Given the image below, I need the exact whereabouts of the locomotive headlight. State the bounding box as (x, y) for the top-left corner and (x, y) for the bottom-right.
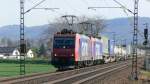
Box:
(71, 54), (74, 56)
(54, 54), (57, 56)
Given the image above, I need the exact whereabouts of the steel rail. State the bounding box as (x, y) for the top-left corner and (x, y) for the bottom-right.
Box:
(45, 62), (129, 84)
(0, 61), (127, 84)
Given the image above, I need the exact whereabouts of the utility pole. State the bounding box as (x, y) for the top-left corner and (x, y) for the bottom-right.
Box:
(20, 0), (26, 75)
(19, 0), (59, 75)
(112, 0), (139, 80)
(131, 0), (139, 80)
(88, 0), (139, 80)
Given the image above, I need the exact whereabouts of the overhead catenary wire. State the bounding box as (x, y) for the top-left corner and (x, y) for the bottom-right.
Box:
(113, 0), (144, 41)
(51, 10), (65, 16)
(120, 3), (144, 39)
(33, 8), (59, 10)
(112, 0), (145, 39)
(29, 0), (65, 17)
(25, 0), (47, 14)
(113, 0), (134, 14)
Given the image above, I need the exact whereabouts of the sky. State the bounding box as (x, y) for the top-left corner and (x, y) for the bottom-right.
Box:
(0, 0), (150, 27)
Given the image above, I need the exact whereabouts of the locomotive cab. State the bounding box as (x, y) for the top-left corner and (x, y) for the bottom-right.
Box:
(52, 30), (76, 69)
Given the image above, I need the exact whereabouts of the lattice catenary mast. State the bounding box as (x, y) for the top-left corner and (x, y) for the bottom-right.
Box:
(131, 0), (139, 80)
(88, 0), (139, 80)
(20, 0), (26, 75)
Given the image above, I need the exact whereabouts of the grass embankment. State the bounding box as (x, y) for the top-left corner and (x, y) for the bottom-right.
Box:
(141, 70), (150, 77)
(0, 63), (56, 77)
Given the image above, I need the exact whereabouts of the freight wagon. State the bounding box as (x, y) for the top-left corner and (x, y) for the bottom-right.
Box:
(91, 37), (103, 65)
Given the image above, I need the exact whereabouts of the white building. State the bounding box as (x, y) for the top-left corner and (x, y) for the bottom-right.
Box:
(0, 47), (34, 59)
(0, 47), (20, 59)
(27, 49), (34, 58)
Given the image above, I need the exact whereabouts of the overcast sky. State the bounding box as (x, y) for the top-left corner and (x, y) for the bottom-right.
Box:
(0, 0), (150, 27)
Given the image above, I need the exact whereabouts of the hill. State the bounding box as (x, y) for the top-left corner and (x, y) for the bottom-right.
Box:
(102, 17), (150, 44)
(0, 17), (149, 43)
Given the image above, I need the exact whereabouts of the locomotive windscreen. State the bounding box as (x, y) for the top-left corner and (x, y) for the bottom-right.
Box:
(53, 37), (75, 48)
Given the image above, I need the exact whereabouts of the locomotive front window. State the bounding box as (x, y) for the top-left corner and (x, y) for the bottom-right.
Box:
(53, 37), (75, 48)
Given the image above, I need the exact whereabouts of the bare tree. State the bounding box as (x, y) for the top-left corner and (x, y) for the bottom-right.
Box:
(78, 16), (106, 36)
(42, 16), (106, 50)
(90, 17), (106, 36)
(45, 16), (106, 37)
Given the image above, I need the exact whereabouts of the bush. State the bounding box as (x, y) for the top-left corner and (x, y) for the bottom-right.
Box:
(0, 59), (51, 64)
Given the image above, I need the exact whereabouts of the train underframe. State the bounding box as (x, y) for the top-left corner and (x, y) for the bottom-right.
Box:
(52, 56), (104, 70)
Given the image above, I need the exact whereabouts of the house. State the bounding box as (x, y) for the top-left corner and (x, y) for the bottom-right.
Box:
(0, 47), (20, 59)
(0, 47), (34, 59)
(27, 49), (34, 58)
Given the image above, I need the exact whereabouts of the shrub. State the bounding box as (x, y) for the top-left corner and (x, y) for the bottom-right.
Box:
(0, 59), (51, 64)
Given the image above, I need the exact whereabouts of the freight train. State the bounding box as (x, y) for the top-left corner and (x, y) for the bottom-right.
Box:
(51, 29), (117, 70)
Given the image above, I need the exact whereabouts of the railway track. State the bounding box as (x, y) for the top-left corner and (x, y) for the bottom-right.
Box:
(0, 60), (133, 84)
(45, 61), (129, 84)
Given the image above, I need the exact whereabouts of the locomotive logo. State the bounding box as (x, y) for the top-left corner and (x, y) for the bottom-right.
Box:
(81, 42), (88, 57)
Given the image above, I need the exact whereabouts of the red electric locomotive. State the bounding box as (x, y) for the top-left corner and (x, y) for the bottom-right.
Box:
(51, 29), (92, 70)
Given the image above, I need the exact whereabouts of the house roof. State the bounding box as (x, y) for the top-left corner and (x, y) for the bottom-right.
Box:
(0, 47), (17, 54)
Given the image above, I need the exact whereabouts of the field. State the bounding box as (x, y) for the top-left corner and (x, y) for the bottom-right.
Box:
(141, 70), (150, 77)
(0, 63), (56, 77)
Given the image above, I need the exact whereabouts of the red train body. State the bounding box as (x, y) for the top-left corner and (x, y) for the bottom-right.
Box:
(52, 32), (104, 69)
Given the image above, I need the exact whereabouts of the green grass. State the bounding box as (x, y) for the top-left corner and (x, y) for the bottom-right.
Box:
(141, 70), (150, 77)
(0, 63), (57, 77)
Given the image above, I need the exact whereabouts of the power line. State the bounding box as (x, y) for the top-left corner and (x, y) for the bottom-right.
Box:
(52, 10), (65, 16)
(113, 0), (134, 14)
(32, 8), (59, 10)
(88, 6), (122, 9)
(28, 0), (63, 16)
(116, 1), (144, 41)
(24, 0), (47, 14)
